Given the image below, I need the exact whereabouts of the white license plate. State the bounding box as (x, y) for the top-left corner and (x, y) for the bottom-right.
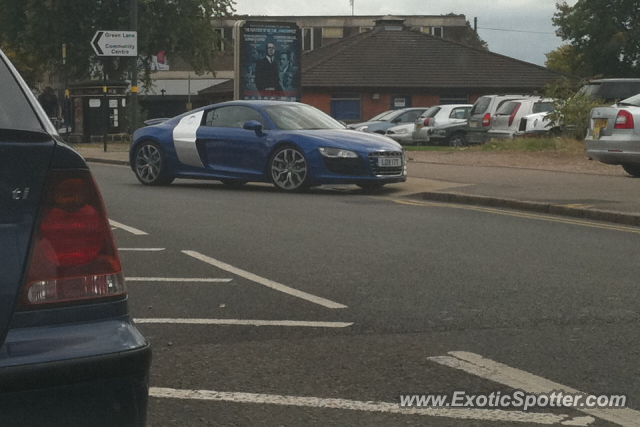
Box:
(593, 118), (607, 139)
(377, 157), (402, 167)
(470, 121), (478, 128)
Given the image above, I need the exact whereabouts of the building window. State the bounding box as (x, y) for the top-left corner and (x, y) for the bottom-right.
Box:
(359, 27), (373, 33)
(214, 28), (231, 51)
(303, 28), (323, 51)
(323, 27), (343, 38)
(432, 27), (443, 38)
(331, 93), (361, 121)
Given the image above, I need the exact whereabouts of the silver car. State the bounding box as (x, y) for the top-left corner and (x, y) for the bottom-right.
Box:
(487, 98), (554, 139)
(585, 93), (640, 176)
(412, 104), (472, 144)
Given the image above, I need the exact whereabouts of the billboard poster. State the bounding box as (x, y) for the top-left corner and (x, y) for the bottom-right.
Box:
(237, 21), (301, 101)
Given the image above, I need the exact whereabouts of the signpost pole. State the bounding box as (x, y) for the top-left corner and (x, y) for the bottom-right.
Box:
(130, 0), (138, 135)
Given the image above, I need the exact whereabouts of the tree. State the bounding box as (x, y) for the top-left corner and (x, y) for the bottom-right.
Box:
(0, 0), (235, 87)
(446, 16), (489, 51)
(544, 44), (584, 77)
(553, 0), (640, 78)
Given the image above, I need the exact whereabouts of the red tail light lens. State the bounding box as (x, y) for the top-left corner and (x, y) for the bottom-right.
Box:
(508, 104), (521, 127)
(615, 110), (635, 129)
(20, 170), (125, 309)
(424, 117), (431, 126)
(482, 113), (491, 127)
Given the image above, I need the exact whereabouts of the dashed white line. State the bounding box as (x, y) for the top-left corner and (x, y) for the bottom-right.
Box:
(149, 387), (572, 424)
(134, 318), (353, 328)
(182, 250), (347, 309)
(429, 352), (639, 427)
(126, 277), (232, 283)
(109, 219), (148, 235)
(119, 248), (166, 251)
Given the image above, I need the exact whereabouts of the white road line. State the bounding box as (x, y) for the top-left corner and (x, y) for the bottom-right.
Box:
(429, 352), (639, 427)
(149, 387), (573, 424)
(109, 219), (148, 235)
(119, 248), (165, 251)
(134, 319), (353, 328)
(182, 250), (347, 309)
(126, 277), (232, 283)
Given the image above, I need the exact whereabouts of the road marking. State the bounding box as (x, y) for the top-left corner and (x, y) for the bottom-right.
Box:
(390, 198), (640, 234)
(149, 387), (580, 424)
(135, 319), (353, 328)
(119, 247), (165, 251)
(429, 352), (639, 427)
(182, 250), (347, 309)
(127, 277), (232, 283)
(109, 219), (148, 235)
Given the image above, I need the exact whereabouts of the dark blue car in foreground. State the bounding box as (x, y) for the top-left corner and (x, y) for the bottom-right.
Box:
(130, 101), (407, 191)
(0, 50), (150, 425)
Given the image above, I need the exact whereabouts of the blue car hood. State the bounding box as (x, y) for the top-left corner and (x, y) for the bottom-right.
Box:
(291, 129), (401, 152)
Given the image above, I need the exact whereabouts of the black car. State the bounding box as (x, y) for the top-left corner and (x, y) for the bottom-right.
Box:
(426, 121), (468, 146)
(0, 49), (151, 425)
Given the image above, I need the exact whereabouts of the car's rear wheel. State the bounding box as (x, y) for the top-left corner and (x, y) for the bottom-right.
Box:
(621, 164), (640, 177)
(133, 142), (174, 186)
(269, 146), (309, 191)
(448, 133), (466, 147)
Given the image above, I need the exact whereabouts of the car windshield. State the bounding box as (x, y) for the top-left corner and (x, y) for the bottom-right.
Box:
(0, 56), (44, 135)
(420, 106), (441, 118)
(532, 102), (555, 113)
(263, 103), (346, 130)
(369, 110), (397, 121)
(618, 93), (640, 106)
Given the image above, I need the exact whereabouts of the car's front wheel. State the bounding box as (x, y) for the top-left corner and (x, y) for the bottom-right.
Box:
(133, 142), (174, 186)
(622, 163), (640, 177)
(448, 133), (466, 147)
(269, 146), (309, 191)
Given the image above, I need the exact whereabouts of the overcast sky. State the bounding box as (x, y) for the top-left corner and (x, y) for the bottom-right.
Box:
(233, 0), (578, 67)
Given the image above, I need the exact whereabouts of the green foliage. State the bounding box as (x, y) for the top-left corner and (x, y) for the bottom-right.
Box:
(543, 77), (609, 140)
(0, 0), (236, 86)
(544, 45), (585, 77)
(553, 0), (640, 77)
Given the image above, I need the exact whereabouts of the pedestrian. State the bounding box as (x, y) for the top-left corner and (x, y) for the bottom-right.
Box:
(38, 86), (61, 125)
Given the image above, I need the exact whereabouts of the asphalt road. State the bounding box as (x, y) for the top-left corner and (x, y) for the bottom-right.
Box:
(90, 163), (640, 427)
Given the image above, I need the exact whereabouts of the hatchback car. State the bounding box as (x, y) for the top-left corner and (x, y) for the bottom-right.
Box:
(466, 94), (535, 144)
(585, 93), (640, 177)
(412, 104), (472, 144)
(578, 78), (640, 103)
(487, 98), (554, 139)
(346, 107), (429, 134)
(0, 49), (151, 425)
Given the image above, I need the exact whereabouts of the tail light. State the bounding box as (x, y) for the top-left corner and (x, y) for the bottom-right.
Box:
(424, 117), (432, 126)
(19, 169), (125, 309)
(508, 104), (521, 127)
(615, 110), (635, 129)
(482, 113), (491, 127)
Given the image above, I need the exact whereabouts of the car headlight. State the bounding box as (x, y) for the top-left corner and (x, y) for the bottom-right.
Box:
(395, 128), (408, 134)
(319, 147), (358, 158)
(355, 126), (368, 132)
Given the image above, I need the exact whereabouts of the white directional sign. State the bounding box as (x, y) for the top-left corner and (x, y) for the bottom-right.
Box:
(91, 30), (137, 57)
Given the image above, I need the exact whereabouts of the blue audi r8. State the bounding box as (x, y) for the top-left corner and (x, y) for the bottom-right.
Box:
(130, 101), (407, 191)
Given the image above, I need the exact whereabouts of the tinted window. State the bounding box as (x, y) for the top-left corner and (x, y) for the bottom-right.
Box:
(532, 102), (554, 113)
(0, 57), (44, 133)
(495, 102), (519, 115)
(264, 103), (344, 130)
(470, 97), (491, 115)
(398, 110), (423, 122)
(204, 106), (266, 128)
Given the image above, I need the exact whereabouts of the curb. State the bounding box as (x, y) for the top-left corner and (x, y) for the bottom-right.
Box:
(84, 157), (130, 166)
(421, 191), (640, 227)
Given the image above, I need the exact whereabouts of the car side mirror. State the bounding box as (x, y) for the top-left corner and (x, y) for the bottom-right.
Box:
(243, 120), (264, 135)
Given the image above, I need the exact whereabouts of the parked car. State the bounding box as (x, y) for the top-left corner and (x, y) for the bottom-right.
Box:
(385, 123), (415, 145)
(578, 78), (640, 103)
(412, 104), (472, 144)
(347, 107), (429, 133)
(515, 111), (561, 137)
(585, 93), (640, 177)
(466, 94), (536, 144)
(131, 100), (407, 191)
(0, 49), (151, 425)
(425, 121), (468, 146)
(487, 98), (555, 139)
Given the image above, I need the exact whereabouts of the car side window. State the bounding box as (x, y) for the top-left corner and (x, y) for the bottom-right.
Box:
(450, 108), (469, 119)
(203, 106), (266, 129)
(400, 111), (421, 123)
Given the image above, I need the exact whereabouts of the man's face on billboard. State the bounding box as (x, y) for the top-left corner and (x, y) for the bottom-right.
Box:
(267, 43), (276, 56)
